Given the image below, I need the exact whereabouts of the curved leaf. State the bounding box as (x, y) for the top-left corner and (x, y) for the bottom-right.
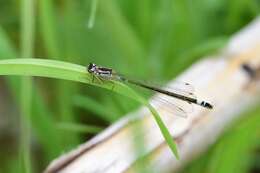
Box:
(0, 58), (179, 159)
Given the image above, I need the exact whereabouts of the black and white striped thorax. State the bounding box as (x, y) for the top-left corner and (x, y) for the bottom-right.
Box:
(87, 63), (113, 78)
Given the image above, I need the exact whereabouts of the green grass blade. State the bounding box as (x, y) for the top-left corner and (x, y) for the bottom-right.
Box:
(39, 0), (81, 147)
(20, 0), (35, 172)
(87, 0), (99, 28)
(146, 104), (179, 159)
(100, 1), (146, 75)
(0, 58), (179, 159)
(38, 0), (61, 58)
(0, 27), (16, 58)
(0, 26), (62, 160)
(57, 122), (103, 134)
(0, 26), (20, 95)
(73, 95), (118, 123)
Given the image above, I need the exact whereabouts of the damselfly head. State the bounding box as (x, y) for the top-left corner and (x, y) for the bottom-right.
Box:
(87, 63), (97, 73)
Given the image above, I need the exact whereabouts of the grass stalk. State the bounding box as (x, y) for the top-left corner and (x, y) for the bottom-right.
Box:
(20, 0), (35, 172)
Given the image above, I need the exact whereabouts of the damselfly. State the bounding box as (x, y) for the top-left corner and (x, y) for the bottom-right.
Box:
(87, 63), (213, 117)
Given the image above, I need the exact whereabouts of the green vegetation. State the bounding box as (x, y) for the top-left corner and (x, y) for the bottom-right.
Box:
(0, 58), (180, 158)
(0, 0), (259, 172)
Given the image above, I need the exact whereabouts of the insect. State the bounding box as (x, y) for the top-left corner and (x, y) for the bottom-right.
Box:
(87, 63), (213, 117)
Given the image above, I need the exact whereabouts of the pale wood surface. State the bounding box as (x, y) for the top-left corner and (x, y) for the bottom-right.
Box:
(45, 18), (260, 173)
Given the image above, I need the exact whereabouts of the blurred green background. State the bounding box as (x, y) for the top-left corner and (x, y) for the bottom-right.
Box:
(0, 0), (259, 172)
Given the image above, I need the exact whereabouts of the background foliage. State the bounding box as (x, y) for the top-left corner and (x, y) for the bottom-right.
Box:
(0, 0), (259, 172)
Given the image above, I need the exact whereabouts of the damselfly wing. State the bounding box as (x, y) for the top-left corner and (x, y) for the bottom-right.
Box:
(87, 63), (213, 118)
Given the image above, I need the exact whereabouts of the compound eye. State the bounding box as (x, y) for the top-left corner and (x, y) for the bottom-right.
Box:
(87, 63), (96, 72)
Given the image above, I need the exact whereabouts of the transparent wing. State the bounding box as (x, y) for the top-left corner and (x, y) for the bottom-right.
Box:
(116, 74), (197, 99)
(115, 75), (196, 117)
(150, 94), (194, 118)
(163, 81), (196, 99)
(140, 80), (197, 100)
